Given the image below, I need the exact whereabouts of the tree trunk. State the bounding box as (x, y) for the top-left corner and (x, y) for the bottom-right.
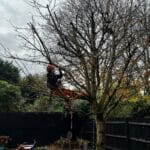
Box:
(96, 113), (105, 150)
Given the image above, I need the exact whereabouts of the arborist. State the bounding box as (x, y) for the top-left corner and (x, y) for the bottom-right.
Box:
(47, 63), (88, 100)
(47, 63), (63, 90)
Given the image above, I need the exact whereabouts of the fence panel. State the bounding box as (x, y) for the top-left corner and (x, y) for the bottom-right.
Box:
(0, 112), (70, 147)
(106, 118), (150, 150)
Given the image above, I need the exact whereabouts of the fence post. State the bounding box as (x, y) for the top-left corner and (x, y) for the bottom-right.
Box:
(126, 118), (130, 150)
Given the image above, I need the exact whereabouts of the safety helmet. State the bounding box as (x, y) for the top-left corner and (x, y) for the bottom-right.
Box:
(47, 64), (55, 71)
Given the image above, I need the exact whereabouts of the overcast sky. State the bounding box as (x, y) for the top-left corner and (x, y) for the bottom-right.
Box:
(0, 0), (31, 51)
(0, 0), (49, 76)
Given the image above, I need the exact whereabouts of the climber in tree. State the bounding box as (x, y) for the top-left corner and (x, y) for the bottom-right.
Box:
(47, 63), (63, 90)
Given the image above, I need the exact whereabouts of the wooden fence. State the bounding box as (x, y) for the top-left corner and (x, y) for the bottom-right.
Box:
(106, 118), (150, 150)
(0, 113), (150, 149)
(0, 112), (71, 148)
(79, 118), (150, 150)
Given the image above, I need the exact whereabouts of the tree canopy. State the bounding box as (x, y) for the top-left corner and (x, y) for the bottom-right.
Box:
(0, 80), (22, 112)
(0, 58), (20, 84)
(15, 0), (149, 116)
(20, 74), (47, 102)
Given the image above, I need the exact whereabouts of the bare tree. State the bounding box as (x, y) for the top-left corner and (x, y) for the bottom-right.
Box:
(3, 0), (149, 149)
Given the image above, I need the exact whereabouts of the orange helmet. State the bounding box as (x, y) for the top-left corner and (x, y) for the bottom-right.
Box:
(47, 64), (55, 71)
